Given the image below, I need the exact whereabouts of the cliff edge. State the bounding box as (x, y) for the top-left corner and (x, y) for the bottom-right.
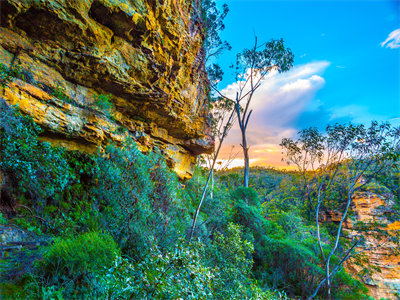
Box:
(0, 0), (214, 179)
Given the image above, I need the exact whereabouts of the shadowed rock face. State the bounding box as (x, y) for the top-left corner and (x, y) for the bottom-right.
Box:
(0, 0), (214, 179)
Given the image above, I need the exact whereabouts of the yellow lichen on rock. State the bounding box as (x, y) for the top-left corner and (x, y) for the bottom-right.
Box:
(0, 0), (214, 178)
(344, 193), (400, 299)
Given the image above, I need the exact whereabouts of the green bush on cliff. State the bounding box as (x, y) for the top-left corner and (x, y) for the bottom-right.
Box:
(38, 231), (118, 297)
(0, 63), (12, 87)
(51, 85), (75, 105)
(0, 100), (72, 208)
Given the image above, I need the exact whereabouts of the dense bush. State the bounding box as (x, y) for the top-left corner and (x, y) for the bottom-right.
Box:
(94, 142), (191, 259)
(103, 240), (214, 299)
(102, 223), (270, 299)
(37, 231), (119, 298)
(202, 223), (261, 299)
(0, 99), (72, 209)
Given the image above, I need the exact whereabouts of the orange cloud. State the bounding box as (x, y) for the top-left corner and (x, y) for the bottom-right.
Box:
(216, 61), (330, 169)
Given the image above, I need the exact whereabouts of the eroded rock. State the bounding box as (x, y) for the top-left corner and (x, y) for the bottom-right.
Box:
(343, 193), (400, 299)
(0, 0), (214, 179)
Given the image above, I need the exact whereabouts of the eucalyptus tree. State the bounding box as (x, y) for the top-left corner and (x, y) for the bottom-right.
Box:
(200, 0), (231, 63)
(214, 38), (294, 187)
(281, 122), (400, 299)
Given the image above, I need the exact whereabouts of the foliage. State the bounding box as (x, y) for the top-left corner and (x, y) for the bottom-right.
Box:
(231, 186), (261, 206)
(41, 231), (118, 277)
(0, 100), (73, 210)
(0, 63), (27, 87)
(38, 231), (118, 296)
(0, 212), (7, 225)
(200, 0), (231, 62)
(281, 122), (400, 298)
(201, 223), (259, 299)
(93, 93), (114, 113)
(50, 85), (74, 105)
(102, 240), (214, 299)
(94, 141), (190, 258)
(0, 63), (12, 87)
(0, 96), (395, 299)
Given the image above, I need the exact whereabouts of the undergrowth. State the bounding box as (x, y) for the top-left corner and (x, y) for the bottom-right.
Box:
(0, 100), (373, 299)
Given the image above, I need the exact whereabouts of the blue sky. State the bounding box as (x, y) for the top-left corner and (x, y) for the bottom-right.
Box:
(214, 0), (400, 168)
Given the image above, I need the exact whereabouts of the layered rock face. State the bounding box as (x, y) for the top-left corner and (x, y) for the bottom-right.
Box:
(346, 194), (400, 299)
(0, 0), (213, 179)
(321, 193), (400, 299)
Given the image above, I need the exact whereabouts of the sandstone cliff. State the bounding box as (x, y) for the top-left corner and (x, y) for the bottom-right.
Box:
(321, 193), (400, 299)
(0, 0), (213, 179)
(347, 193), (400, 300)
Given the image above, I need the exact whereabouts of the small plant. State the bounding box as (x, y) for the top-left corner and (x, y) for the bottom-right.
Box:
(0, 63), (12, 87)
(115, 126), (126, 134)
(93, 93), (114, 114)
(0, 63), (27, 87)
(0, 212), (7, 225)
(41, 286), (64, 300)
(51, 85), (75, 105)
(8, 64), (26, 81)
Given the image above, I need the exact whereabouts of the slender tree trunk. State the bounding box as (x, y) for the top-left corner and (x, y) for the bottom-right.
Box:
(210, 170), (214, 199)
(235, 93), (250, 188)
(189, 109), (235, 241)
(326, 262), (331, 300)
(242, 136), (249, 188)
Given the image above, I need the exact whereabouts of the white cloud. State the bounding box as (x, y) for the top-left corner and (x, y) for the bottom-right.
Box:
(217, 61), (330, 168)
(381, 29), (400, 49)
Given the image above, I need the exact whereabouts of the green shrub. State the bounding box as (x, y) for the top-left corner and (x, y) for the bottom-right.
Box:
(202, 223), (261, 299)
(255, 237), (321, 297)
(0, 100), (73, 209)
(41, 231), (118, 277)
(51, 85), (75, 105)
(0, 63), (12, 87)
(231, 186), (261, 207)
(39, 231), (118, 296)
(103, 225), (268, 300)
(0, 212), (7, 225)
(95, 141), (190, 258)
(102, 240), (214, 299)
